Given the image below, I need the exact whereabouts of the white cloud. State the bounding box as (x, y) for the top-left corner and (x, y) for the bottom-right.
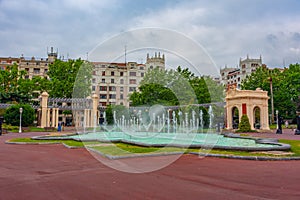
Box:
(1, 0), (300, 68)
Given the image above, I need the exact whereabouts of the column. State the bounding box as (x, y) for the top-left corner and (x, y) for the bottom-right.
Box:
(40, 92), (49, 128)
(91, 93), (99, 127)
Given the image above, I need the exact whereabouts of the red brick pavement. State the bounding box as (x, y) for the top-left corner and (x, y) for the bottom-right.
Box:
(1, 131), (300, 200)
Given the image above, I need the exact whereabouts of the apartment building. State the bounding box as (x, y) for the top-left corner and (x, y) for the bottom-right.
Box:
(92, 52), (165, 107)
(0, 47), (58, 79)
(220, 55), (264, 90)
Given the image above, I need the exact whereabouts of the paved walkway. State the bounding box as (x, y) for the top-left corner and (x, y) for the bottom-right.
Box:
(244, 128), (300, 140)
(1, 131), (300, 199)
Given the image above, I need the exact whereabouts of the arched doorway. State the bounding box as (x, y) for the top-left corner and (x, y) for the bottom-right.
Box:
(232, 107), (239, 129)
(253, 106), (261, 129)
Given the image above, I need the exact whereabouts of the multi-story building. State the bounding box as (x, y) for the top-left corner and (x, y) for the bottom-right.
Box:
(0, 47), (58, 79)
(220, 55), (263, 90)
(91, 52), (165, 107)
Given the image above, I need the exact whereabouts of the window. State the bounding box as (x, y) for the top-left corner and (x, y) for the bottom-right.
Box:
(44, 69), (48, 74)
(93, 71), (96, 75)
(111, 79), (114, 83)
(150, 65), (153, 69)
(120, 79), (124, 84)
(102, 71), (105, 76)
(129, 87), (136, 92)
(100, 94), (107, 99)
(120, 72), (124, 76)
(120, 87), (124, 92)
(129, 79), (136, 84)
(120, 94), (123, 99)
(140, 66), (144, 70)
(92, 86), (96, 91)
(141, 72), (144, 77)
(25, 68), (29, 72)
(129, 72), (136, 76)
(100, 86), (107, 91)
(25, 75), (29, 79)
(34, 68), (40, 74)
(101, 79), (105, 83)
(109, 94), (116, 99)
(109, 86), (116, 91)
(111, 71), (114, 76)
(92, 78), (96, 83)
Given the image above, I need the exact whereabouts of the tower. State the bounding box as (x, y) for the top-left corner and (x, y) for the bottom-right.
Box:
(47, 47), (58, 62)
(145, 52), (165, 70)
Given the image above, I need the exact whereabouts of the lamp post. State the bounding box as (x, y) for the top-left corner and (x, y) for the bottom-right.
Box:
(276, 110), (279, 130)
(269, 77), (274, 124)
(276, 110), (282, 134)
(19, 107), (23, 133)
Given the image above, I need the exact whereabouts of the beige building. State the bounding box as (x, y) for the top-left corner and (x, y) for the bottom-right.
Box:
(91, 52), (165, 107)
(225, 87), (270, 131)
(0, 47), (58, 79)
(220, 55), (264, 90)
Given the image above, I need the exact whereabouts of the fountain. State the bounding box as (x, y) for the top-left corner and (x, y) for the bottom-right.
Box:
(38, 105), (290, 151)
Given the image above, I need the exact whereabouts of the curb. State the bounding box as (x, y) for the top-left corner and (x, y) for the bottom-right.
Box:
(189, 152), (300, 161)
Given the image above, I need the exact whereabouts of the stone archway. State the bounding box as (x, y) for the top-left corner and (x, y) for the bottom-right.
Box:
(225, 87), (270, 131)
(253, 106), (261, 129)
(232, 106), (239, 129)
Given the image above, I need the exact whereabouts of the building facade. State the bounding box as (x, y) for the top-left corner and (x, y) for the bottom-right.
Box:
(220, 55), (263, 90)
(91, 52), (165, 107)
(0, 47), (58, 79)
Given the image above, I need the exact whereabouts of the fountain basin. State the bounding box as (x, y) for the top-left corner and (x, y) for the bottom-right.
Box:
(35, 132), (291, 151)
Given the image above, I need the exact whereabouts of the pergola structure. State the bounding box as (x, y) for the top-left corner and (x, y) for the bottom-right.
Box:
(225, 87), (270, 131)
(39, 92), (102, 128)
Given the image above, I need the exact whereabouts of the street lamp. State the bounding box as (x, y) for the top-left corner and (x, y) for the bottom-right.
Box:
(276, 110), (279, 130)
(269, 77), (274, 124)
(19, 107), (23, 133)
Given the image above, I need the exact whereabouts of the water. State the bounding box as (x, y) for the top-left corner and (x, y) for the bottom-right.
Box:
(65, 106), (282, 150)
(56, 131), (278, 148)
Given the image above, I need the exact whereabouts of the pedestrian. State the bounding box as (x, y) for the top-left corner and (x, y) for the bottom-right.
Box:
(58, 122), (62, 132)
(285, 120), (289, 128)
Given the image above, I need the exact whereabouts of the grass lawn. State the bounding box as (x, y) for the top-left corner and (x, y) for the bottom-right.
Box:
(7, 138), (300, 158)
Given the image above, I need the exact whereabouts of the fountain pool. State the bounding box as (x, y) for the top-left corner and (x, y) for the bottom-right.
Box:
(38, 131), (290, 151)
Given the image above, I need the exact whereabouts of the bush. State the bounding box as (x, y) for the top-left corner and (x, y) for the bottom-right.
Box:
(237, 114), (254, 132)
(4, 104), (35, 127)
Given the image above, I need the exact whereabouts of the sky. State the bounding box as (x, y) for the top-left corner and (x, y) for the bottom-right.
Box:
(1, 0), (300, 74)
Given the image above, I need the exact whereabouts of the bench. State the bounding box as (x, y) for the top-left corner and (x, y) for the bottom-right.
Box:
(44, 127), (56, 131)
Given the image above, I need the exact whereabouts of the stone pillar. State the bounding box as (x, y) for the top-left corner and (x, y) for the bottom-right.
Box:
(47, 109), (50, 127)
(91, 93), (99, 127)
(51, 108), (55, 128)
(40, 92), (49, 128)
(55, 108), (59, 128)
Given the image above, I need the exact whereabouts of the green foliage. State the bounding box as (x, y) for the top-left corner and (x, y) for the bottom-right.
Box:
(105, 104), (128, 125)
(242, 64), (300, 119)
(48, 59), (92, 98)
(237, 114), (252, 132)
(4, 104), (35, 127)
(130, 66), (224, 107)
(0, 63), (51, 103)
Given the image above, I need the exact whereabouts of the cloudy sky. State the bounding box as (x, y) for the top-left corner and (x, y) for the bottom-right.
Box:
(1, 0), (300, 72)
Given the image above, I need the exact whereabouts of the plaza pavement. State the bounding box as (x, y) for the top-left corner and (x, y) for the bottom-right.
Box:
(0, 130), (300, 199)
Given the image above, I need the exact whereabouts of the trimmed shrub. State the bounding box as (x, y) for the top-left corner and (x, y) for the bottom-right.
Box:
(4, 104), (35, 127)
(237, 114), (253, 132)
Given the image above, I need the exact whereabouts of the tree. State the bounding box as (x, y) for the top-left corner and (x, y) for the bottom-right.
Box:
(242, 64), (300, 119)
(237, 114), (253, 132)
(4, 104), (35, 127)
(47, 59), (93, 98)
(0, 64), (33, 103)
